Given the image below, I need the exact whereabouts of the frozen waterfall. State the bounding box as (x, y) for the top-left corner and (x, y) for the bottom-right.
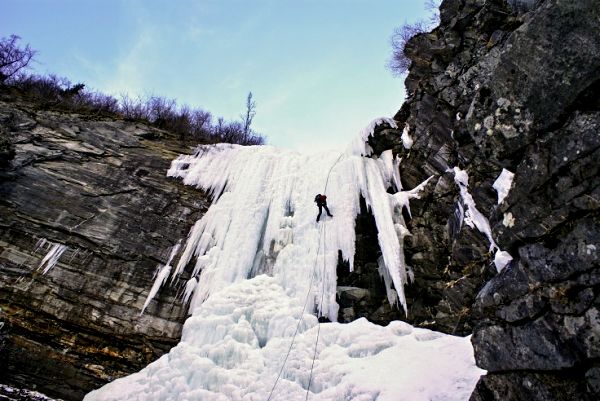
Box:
(147, 137), (430, 317)
(85, 119), (484, 401)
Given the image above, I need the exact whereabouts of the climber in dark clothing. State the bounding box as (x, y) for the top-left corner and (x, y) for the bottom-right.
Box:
(314, 194), (333, 222)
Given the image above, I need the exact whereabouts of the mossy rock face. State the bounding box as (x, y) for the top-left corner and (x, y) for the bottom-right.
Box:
(0, 98), (210, 400)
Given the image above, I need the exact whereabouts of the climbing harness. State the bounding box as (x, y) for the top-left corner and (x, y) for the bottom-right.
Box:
(266, 152), (344, 401)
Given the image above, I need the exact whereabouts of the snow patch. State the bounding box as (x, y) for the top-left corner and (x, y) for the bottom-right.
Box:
(401, 125), (413, 149)
(586, 244), (596, 255)
(492, 169), (514, 205)
(493, 250), (513, 273)
(502, 212), (515, 227)
(451, 167), (514, 272)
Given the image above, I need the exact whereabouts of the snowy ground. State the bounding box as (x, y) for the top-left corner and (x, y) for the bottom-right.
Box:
(85, 122), (487, 400)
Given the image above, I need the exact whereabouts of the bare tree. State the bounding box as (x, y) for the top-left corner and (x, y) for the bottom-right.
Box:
(120, 93), (148, 120)
(190, 109), (212, 139)
(241, 91), (256, 140)
(146, 96), (177, 126)
(0, 35), (36, 83)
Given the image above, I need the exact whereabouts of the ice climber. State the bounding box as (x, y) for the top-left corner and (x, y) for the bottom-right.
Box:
(314, 194), (333, 222)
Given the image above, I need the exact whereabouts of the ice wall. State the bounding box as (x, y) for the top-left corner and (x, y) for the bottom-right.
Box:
(156, 129), (430, 318)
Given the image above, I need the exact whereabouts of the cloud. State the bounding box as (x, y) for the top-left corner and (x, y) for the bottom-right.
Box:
(99, 26), (160, 97)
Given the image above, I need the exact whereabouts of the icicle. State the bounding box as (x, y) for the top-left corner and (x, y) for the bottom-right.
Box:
(391, 175), (434, 219)
(38, 243), (67, 274)
(140, 241), (181, 315)
(182, 277), (199, 305)
(140, 265), (171, 314)
(392, 154), (403, 191)
(451, 167), (497, 251)
(451, 167), (513, 272)
(377, 256), (398, 308)
(34, 238), (47, 253)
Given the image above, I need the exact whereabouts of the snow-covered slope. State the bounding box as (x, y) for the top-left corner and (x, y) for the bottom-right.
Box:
(85, 120), (484, 401)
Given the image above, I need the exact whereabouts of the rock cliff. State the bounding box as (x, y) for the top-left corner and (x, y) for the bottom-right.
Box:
(361, 0), (599, 399)
(0, 92), (209, 400)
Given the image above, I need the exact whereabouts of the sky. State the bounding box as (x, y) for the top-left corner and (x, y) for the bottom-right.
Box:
(2, 0), (435, 152)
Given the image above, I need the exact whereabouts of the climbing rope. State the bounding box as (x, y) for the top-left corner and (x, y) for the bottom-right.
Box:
(265, 222), (324, 401)
(305, 211), (328, 400)
(266, 152), (344, 401)
(305, 152), (343, 400)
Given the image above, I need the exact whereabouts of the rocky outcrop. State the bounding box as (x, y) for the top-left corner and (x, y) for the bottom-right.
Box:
(362, 0), (599, 398)
(0, 95), (208, 400)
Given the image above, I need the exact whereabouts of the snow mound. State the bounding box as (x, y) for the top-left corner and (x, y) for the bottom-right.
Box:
(85, 275), (484, 401)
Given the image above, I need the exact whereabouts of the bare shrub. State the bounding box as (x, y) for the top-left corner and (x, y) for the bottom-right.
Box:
(388, 22), (428, 76)
(145, 96), (177, 126)
(387, 0), (442, 77)
(0, 35), (36, 83)
(13, 74), (70, 105)
(113, 94), (261, 145)
(191, 109), (212, 136)
(425, 0), (442, 25)
(120, 94), (148, 120)
(83, 91), (119, 114)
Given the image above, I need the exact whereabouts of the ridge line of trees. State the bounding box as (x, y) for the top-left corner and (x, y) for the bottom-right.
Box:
(0, 35), (265, 146)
